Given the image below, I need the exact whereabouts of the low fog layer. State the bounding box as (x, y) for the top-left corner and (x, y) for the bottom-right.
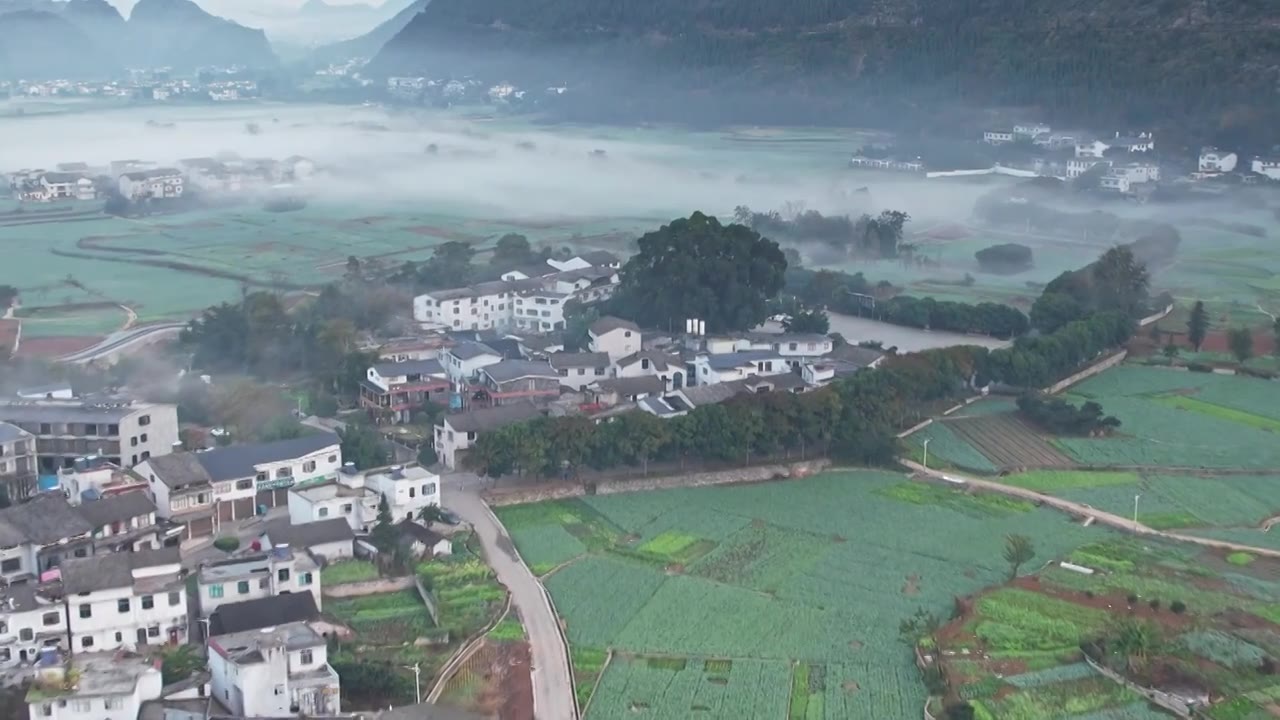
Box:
(1, 104), (1001, 222)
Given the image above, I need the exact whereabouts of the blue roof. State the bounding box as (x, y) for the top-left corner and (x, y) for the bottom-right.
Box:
(195, 433), (341, 482)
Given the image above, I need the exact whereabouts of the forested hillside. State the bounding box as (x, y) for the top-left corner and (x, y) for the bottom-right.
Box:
(370, 0), (1280, 145)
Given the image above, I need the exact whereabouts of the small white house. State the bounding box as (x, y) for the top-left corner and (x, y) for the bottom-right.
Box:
(196, 547), (321, 617)
(1251, 157), (1280, 181)
(0, 583), (66, 668)
(588, 317), (641, 359)
(117, 168), (184, 200)
(287, 479), (380, 534)
(360, 465), (441, 523)
(261, 519), (355, 562)
(26, 653), (163, 720)
(1067, 158), (1111, 179)
(440, 341), (505, 384)
(434, 402), (544, 469)
(59, 548), (188, 653)
(1199, 147), (1238, 174)
(208, 622), (339, 718)
(1013, 123), (1051, 138)
(548, 352), (613, 391)
(983, 130), (1015, 145)
(693, 351), (789, 386)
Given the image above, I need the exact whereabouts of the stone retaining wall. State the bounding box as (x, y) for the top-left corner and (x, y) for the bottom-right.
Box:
(322, 575), (415, 598)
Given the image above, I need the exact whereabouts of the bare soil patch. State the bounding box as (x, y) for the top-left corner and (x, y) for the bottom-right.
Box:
(945, 413), (1074, 469)
(14, 336), (100, 358)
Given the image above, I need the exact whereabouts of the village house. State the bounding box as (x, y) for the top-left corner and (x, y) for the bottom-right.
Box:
(360, 359), (450, 423)
(413, 262), (620, 334)
(356, 464), (441, 523)
(38, 172), (95, 201)
(207, 593), (320, 637)
(500, 263), (559, 281)
(982, 130), (1015, 145)
(208, 622), (340, 717)
(1067, 157), (1111, 179)
(75, 490), (163, 553)
(56, 456), (149, 505)
(1251, 157), (1280, 181)
(474, 360), (562, 406)
(261, 519), (355, 562)
(434, 402), (545, 469)
(588, 317), (642, 359)
(614, 350), (687, 391)
(0, 399), (180, 474)
(440, 341), (505, 385)
(139, 434), (342, 530)
(847, 155), (924, 172)
(26, 651), (163, 720)
(0, 583), (66, 668)
(0, 494), (94, 583)
(512, 287), (570, 333)
(587, 376), (666, 407)
(58, 548), (188, 652)
(136, 454), (216, 543)
(692, 351), (790, 386)
(396, 521), (452, 559)
(1199, 147), (1239, 175)
(286, 480), (380, 534)
(547, 250), (621, 272)
(0, 421), (37, 502)
(195, 545), (321, 618)
(117, 168), (184, 200)
(549, 352), (612, 391)
(373, 335), (454, 363)
(1013, 123), (1051, 138)
(548, 267), (620, 304)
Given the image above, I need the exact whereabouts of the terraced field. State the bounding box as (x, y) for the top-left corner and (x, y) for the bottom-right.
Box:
(946, 414), (1074, 469)
(497, 471), (1112, 719)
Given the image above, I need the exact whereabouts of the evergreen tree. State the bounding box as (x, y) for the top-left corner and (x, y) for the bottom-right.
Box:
(1188, 301), (1208, 351)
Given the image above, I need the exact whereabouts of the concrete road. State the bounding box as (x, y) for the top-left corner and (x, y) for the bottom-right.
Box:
(450, 488), (577, 720)
(58, 322), (185, 363)
(904, 460), (1280, 559)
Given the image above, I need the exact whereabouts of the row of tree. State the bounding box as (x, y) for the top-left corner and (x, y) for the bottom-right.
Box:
(733, 205), (911, 258)
(1016, 393), (1121, 436)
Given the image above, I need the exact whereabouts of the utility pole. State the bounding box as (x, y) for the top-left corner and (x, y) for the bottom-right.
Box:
(922, 438), (931, 471)
(404, 662), (421, 703)
(1133, 494), (1141, 525)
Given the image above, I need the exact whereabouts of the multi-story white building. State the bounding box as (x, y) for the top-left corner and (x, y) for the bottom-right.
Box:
(0, 421), (37, 502)
(196, 546), (321, 617)
(56, 456), (149, 505)
(412, 265), (620, 334)
(76, 490), (163, 553)
(0, 493), (94, 583)
(511, 287), (570, 333)
(588, 317), (642, 360)
(1199, 147), (1238, 174)
(434, 403), (545, 470)
(140, 434), (342, 529)
(1067, 157), (1111, 179)
(208, 622), (340, 717)
(440, 342), (504, 385)
(0, 400), (179, 474)
(288, 464), (441, 529)
(59, 548), (188, 653)
(138, 453), (217, 543)
(983, 130), (1015, 145)
(117, 168), (184, 200)
(549, 352), (613, 391)
(614, 351), (687, 391)
(38, 173), (95, 201)
(1013, 123), (1051, 138)
(0, 583), (66, 668)
(359, 360), (450, 423)
(26, 652), (163, 720)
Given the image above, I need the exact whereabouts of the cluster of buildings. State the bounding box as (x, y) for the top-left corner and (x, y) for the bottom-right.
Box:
(0, 389), (455, 719)
(2, 72), (259, 103)
(4, 155), (315, 204)
(384, 76), (567, 106)
(352, 255), (883, 469)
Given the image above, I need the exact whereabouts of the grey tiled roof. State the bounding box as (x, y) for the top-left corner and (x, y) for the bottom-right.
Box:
(482, 360), (558, 383)
(0, 493), (92, 546)
(209, 593), (319, 636)
(443, 402), (544, 433)
(76, 491), (156, 528)
(589, 316), (640, 336)
(144, 453), (214, 490)
(371, 359), (445, 378)
(264, 518), (354, 548)
(194, 433), (340, 482)
(0, 421), (29, 443)
(58, 548), (177, 594)
(448, 342), (501, 361)
(548, 352), (611, 370)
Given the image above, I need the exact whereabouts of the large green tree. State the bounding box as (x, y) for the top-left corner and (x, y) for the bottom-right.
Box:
(1187, 300), (1208, 351)
(1228, 327), (1254, 363)
(612, 212), (787, 333)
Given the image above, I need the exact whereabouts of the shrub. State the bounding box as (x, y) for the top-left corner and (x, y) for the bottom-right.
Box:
(1186, 363), (1213, 373)
(213, 536), (240, 552)
(975, 243), (1033, 274)
(1170, 600), (1187, 614)
(1126, 593), (1139, 605)
(1148, 599), (1161, 611)
(1227, 552), (1256, 566)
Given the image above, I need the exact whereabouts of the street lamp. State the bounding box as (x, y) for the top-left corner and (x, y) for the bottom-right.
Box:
(1133, 494), (1141, 524)
(403, 662), (422, 704)
(922, 438), (931, 471)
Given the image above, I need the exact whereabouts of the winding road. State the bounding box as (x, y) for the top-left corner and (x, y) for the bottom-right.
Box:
(450, 486), (577, 720)
(57, 322), (186, 363)
(904, 460), (1280, 559)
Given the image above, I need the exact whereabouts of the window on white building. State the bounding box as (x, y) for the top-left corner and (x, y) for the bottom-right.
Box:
(79, 604), (91, 619)
(169, 591), (181, 606)
(237, 581), (250, 595)
(104, 697), (124, 711)
(303, 460), (316, 473)
(141, 595), (154, 610)
(235, 479), (253, 491)
(276, 468), (292, 479)
(300, 649), (313, 665)
(423, 483), (436, 496)
(300, 572), (313, 586)
(209, 584), (224, 598)
(148, 626), (160, 638)
(409, 487), (416, 498)
(278, 568), (290, 582)
(41, 612), (59, 626)
(19, 628), (32, 641)
(342, 504), (352, 514)
(318, 507), (329, 518)
(81, 636), (94, 649)
(117, 599), (130, 613)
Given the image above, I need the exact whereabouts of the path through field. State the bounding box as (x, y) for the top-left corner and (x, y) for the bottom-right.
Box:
(903, 460), (1280, 560)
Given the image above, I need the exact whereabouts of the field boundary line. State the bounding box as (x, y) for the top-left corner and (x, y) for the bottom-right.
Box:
(426, 593), (513, 703)
(904, 460), (1280, 560)
(579, 648), (614, 718)
(541, 555), (587, 580)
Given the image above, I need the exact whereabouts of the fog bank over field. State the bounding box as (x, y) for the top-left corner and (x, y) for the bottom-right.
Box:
(2, 103), (1000, 222)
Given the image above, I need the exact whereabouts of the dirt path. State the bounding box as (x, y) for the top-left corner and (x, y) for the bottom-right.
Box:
(902, 460), (1280, 559)
(451, 490), (577, 720)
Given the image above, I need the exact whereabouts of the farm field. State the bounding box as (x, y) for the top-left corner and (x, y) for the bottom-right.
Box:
(323, 549), (507, 710)
(909, 365), (1280, 473)
(496, 471), (1114, 718)
(933, 536), (1280, 719)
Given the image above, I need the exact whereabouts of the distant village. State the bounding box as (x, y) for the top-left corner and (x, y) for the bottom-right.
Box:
(0, 68), (261, 104)
(3, 155), (315, 205)
(850, 123), (1280, 198)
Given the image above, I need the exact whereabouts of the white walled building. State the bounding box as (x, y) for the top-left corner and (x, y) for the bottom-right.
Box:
(209, 622), (339, 717)
(614, 351), (687, 392)
(549, 352), (613, 391)
(196, 547), (321, 617)
(588, 317), (642, 360)
(360, 465), (441, 523)
(0, 493), (94, 584)
(287, 481), (380, 534)
(59, 548), (188, 653)
(1066, 158), (1111, 179)
(693, 351), (790, 386)
(118, 168), (184, 200)
(289, 463), (441, 528)
(138, 453), (216, 543)
(26, 652), (163, 720)
(1251, 157), (1280, 181)
(412, 263), (620, 334)
(440, 342), (504, 384)
(982, 130), (1015, 145)
(434, 402), (545, 470)
(0, 399), (180, 474)
(511, 287), (570, 333)
(1013, 123), (1051, 138)
(0, 583), (66, 668)
(0, 421), (37, 503)
(57, 457), (148, 505)
(261, 519), (355, 562)
(1199, 147), (1238, 174)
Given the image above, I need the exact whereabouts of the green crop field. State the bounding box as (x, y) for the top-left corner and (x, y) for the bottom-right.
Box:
(501, 471), (1112, 718)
